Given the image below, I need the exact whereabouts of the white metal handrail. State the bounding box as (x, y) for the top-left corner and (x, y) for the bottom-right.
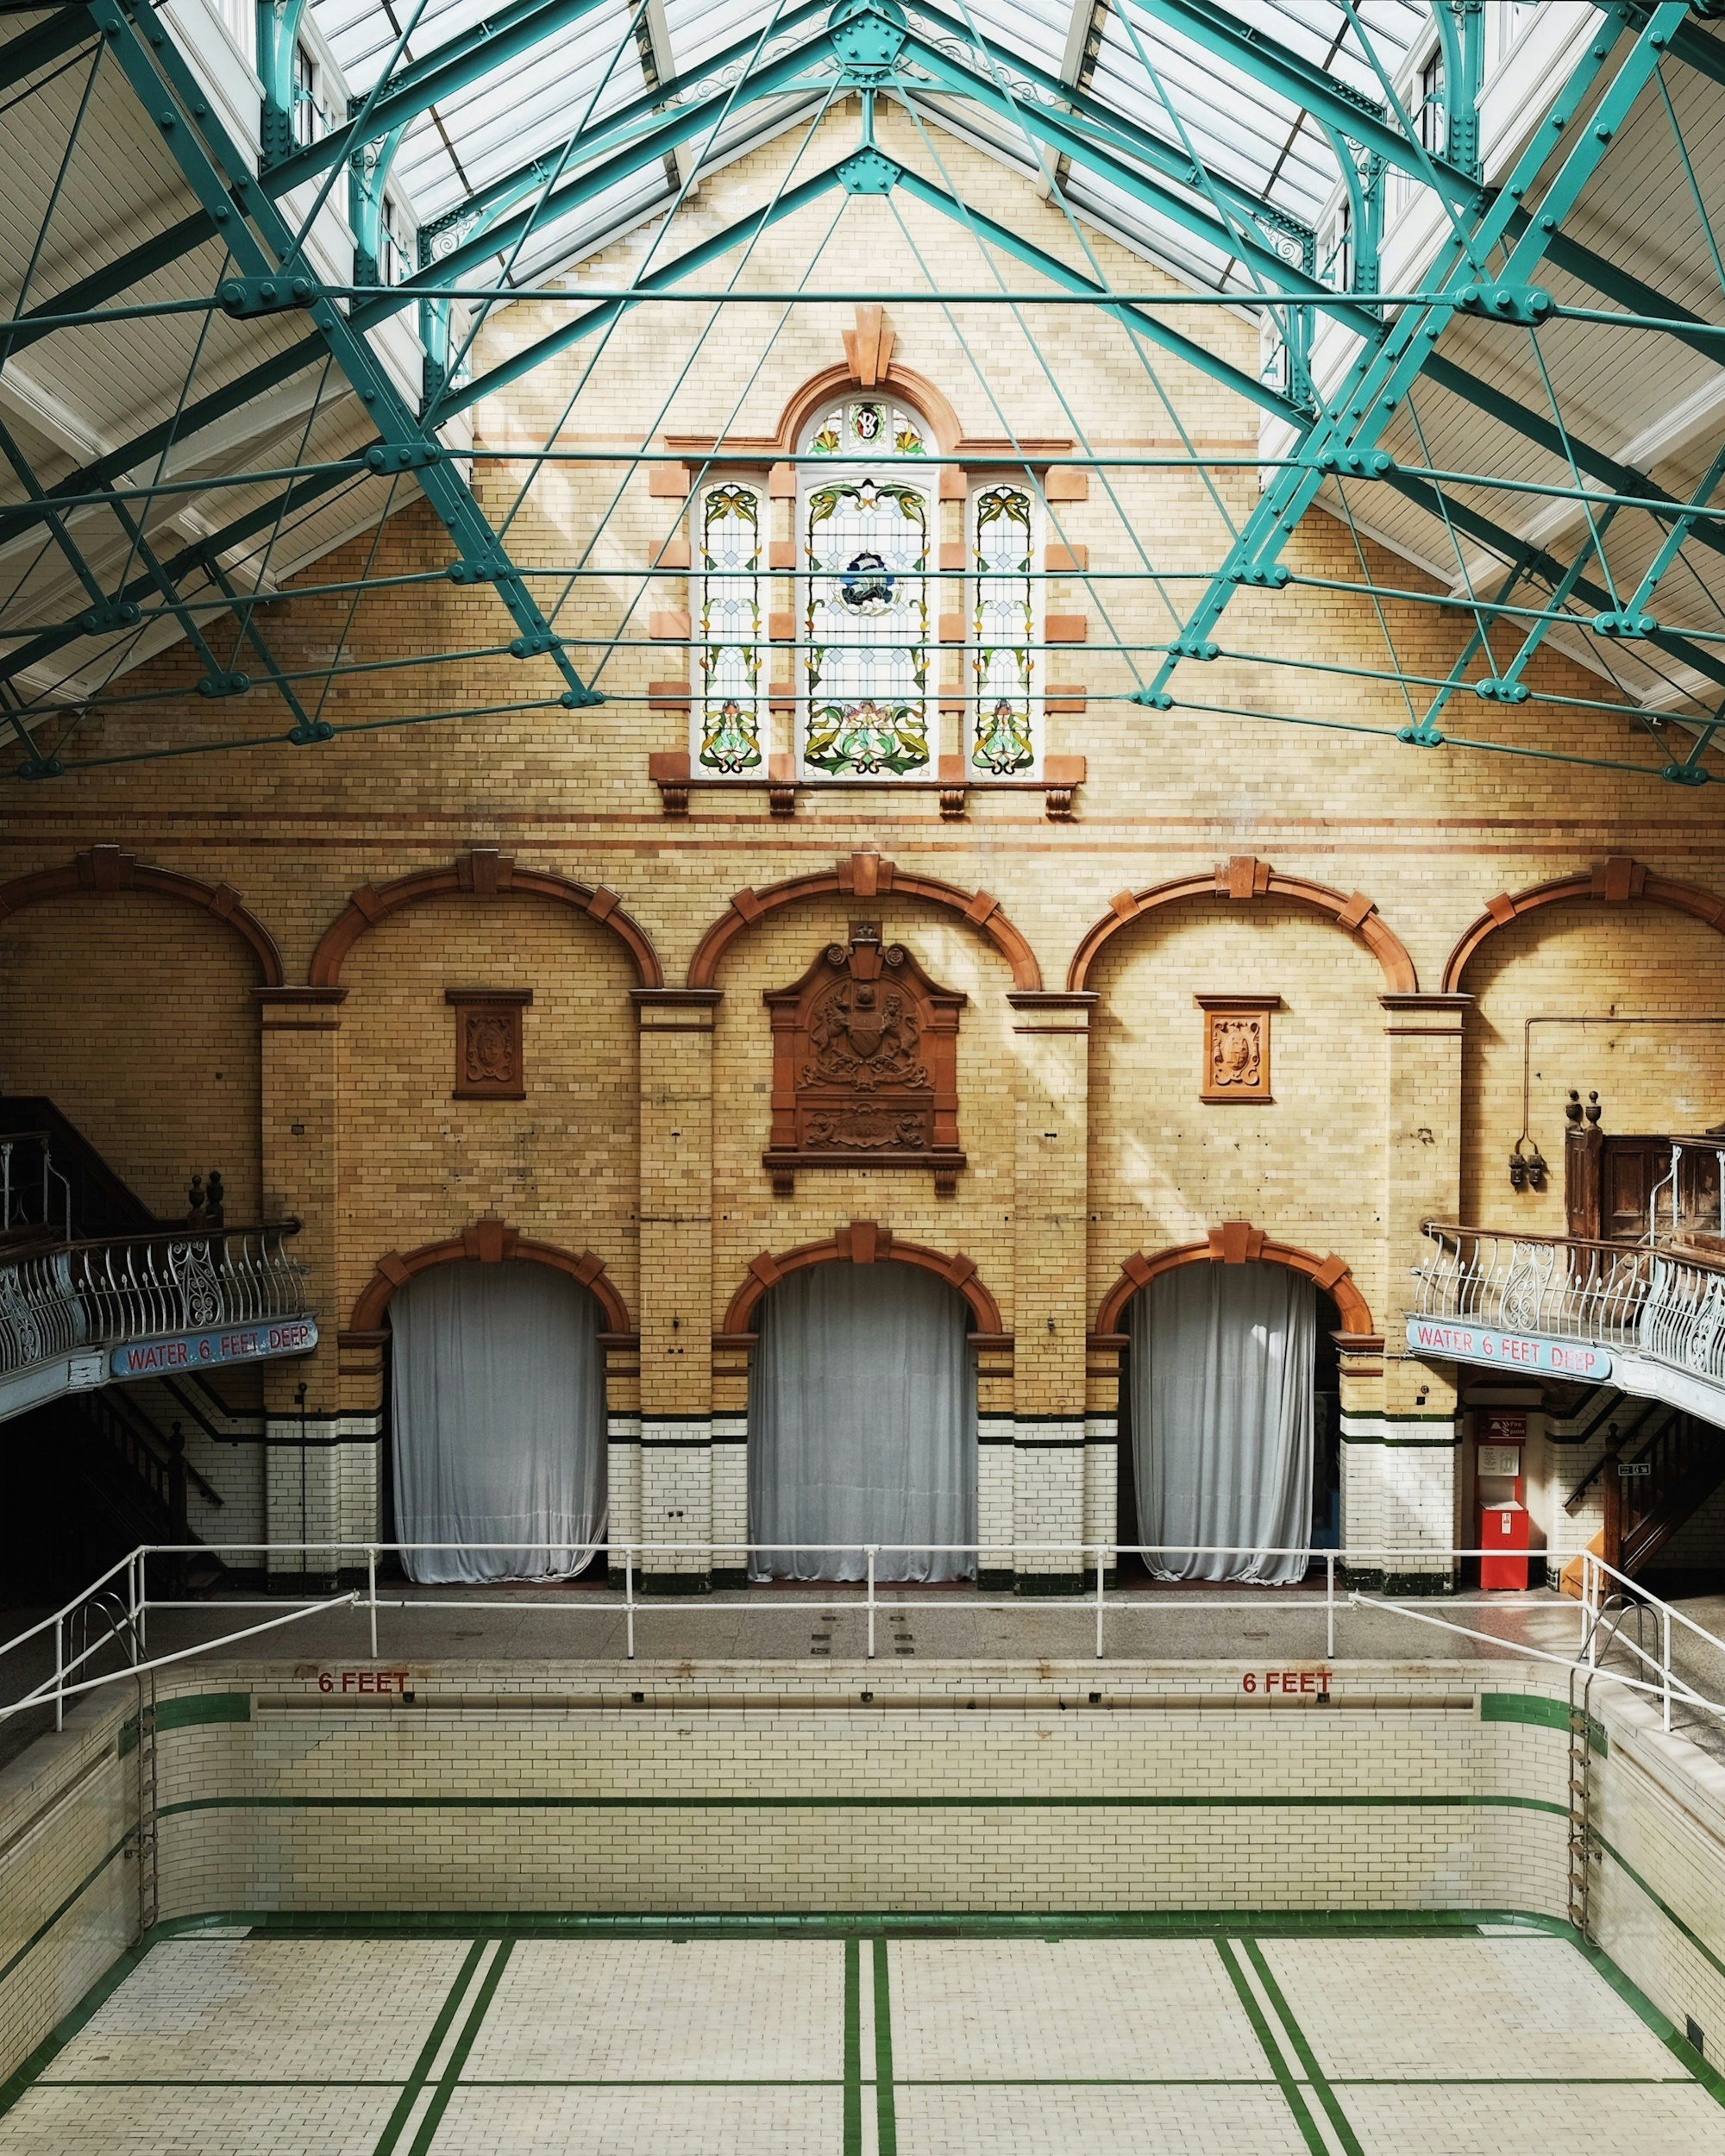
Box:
(0, 1225), (308, 1381)
(1417, 1221), (1725, 1388)
(7, 1538), (1722, 1739)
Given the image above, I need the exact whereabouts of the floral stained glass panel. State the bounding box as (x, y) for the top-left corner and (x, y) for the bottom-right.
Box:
(803, 477), (932, 777)
(806, 399), (926, 457)
(971, 485), (1038, 774)
(695, 482), (763, 774)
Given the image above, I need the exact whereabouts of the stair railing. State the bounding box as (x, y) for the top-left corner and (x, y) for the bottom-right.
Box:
(0, 1222), (308, 1384)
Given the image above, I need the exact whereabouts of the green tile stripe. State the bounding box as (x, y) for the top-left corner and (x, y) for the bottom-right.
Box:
(1480, 1693), (1607, 1753)
(155, 1692), (251, 1732)
(1593, 1830), (1725, 1996)
(0, 1931), (152, 2122)
(370, 1935), (487, 2156)
(156, 1791), (1568, 1816)
(0, 1834), (131, 1993)
(1480, 1693), (1569, 1731)
(874, 1937), (897, 2156)
(1242, 1937), (1364, 2156)
(1566, 1928), (1725, 2113)
(119, 1692), (251, 1757)
(843, 1938), (861, 2156)
(406, 1940), (513, 2156)
(1214, 1937), (1327, 2156)
(38, 2071), (1684, 2088)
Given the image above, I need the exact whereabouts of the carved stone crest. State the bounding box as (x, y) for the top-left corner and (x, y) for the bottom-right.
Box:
(1196, 993), (1281, 1105)
(446, 987), (531, 1100)
(764, 923), (966, 1195)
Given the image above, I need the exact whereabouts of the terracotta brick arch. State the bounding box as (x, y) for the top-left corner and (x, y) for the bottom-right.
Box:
(0, 844), (284, 984)
(347, 1219), (634, 1336)
(1442, 856), (1725, 993)
(1066, 856), (1415, 994)
(722, 1219), (1004, 1337)
(772, 360), (963, 455)
(1094, 1221), (1372, 1337)
(310, 847), (662, 988)
(687, 851), (1042, 992)
(669, 355), (964, 460)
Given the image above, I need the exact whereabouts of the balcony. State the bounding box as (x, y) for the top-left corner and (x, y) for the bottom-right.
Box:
(1414, 1222), (1725, 1421)
(0, 1225), (316, 1422)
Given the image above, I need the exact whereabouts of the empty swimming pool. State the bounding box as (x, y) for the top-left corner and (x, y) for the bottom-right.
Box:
(1, 1922), (1720, 2155)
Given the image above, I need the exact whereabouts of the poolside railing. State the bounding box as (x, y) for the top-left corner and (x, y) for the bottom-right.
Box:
(3, 1538), (1717, 1739)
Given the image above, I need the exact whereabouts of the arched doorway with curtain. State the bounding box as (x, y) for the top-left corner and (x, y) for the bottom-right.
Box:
(1101, 1232), (1369, 1586)
(727, 1227), (1000, 1584)
(354, 1232), (631, 1586)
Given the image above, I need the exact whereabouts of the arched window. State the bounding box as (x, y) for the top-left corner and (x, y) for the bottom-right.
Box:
(800, 394), (932, 780)
(970, 482), (1041, 775)
(693, 479), (765, 775)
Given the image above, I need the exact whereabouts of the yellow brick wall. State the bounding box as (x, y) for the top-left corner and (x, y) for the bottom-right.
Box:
(1459, 900), (1725, 1233)
(0, 889), (261, 1220)
(1087, 898), (1390, 1326)
(4, 103), (1725, 1476)
(336, 897), (641, 1324)
(709, 895), (1019, 1328)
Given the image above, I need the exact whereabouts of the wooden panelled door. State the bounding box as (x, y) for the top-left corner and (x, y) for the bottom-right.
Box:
(1602, 1137), (1672, 1241)
(1566, 1131), (1672, 1243)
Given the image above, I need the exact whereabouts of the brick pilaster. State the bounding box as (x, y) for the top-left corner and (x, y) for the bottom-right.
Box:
(634, 987), (721, 1587)
(1007, 991), (1096, 1587)
(1356, 991), (1474, 1588)
(257, 987), (359, 1579)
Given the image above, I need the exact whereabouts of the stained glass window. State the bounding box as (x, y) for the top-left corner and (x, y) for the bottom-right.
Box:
(806, 398), (926, 458)
(801, 399), (932, 780)
(971, 484), (1039, 775)
(693, 481), (763, 775)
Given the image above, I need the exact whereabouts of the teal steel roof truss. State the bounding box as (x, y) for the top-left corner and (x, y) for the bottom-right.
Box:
(0, 0), (1722, 784)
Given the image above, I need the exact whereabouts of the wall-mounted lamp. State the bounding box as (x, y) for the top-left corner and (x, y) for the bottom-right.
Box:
(1508, 1135), (1547, 1192)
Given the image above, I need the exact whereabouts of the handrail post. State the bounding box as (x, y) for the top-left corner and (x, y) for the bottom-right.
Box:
(1585, 1551), (1598, 1669)
(625, 1546), (635, 1662)
(1095, 1549), (1104, 1662)
(367, 1546), (378, 1660)
(1663, 1603), (1673, 1732)
(1326, 1552), (1336, 1661)
(53, 1612), (63, 1734)
(867, 1546), (876, 1660)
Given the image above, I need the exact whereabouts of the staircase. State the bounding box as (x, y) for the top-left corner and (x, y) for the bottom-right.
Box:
(0, 1095), (236, 1594)
(65, 1388), (229, 1591)
(0, 1096), (159, 1243)
(1560, 1399), (1725, 1592)
(0, 1092), (251, 1435)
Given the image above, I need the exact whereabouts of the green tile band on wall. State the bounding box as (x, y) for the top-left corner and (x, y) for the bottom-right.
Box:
(1480, 1693), (1606, 1754)
(155, 1692), (252, 1733)
(156, 1790), (1570, 1816)
(121, 1693), (250, 1756)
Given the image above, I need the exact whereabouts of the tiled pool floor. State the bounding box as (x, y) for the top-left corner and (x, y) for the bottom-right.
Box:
(1, 1924), (1720, 2153)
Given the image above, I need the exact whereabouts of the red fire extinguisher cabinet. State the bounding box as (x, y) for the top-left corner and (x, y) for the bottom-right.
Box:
(1479, 1500), (1531, 1591)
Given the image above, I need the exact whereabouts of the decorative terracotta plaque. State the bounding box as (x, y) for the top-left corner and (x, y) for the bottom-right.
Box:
(446, 987), (532, 1100)
(1196, 993), (1281, 1105)
(763, 922), (966, 1195)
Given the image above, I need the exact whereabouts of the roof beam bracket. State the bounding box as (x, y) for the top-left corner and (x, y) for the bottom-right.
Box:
(218, 272), (320, 317)
(830, 0), (907, 82)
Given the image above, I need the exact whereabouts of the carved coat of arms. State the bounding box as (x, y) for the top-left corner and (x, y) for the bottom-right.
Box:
(763, 924), (966, 1194)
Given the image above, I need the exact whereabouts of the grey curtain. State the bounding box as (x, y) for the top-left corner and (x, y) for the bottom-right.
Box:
(748, 1262), (976, 1582)
(1129, 1260), (1315, 1585)
(390, 1260), (605, 1584)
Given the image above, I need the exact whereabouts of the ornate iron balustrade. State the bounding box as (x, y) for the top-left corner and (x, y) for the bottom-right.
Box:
(1416, 1223), (1725, 1388)
(0, 1226), (308, 1382)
